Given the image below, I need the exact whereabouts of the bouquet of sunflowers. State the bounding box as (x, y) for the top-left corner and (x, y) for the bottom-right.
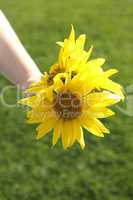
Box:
(19, 26), (124, 149)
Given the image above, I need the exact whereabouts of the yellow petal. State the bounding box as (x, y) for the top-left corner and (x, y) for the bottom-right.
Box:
(26, 86), (45, 93)
(36, 118), (56, 139)
(77, 126), (85, 149)
(76, 34), (86, 50)
(87, 58), (105, 68)
(61, 121), (71, 149)
(69, 119), (78, 147)
(56, 41), (64, 47)
(85, 91), (121, 108)
(81, 116), (109, 137)
(104, 69), (118, 77)
(53, 73), (65, 88)
(92, 108), (115, 118)
(27, 110), (45, 124)
(45, 86), (54, 102)
(61, 119), (81, 149)
(52, 120), (62, 146)
(85, 45), (93, 61)
(83, 106), (115, 119)
(18, 96), (39, 107)
(27, 109), (55, 124)
(98, 78), (124, 100)
(68, 24), (75, 43)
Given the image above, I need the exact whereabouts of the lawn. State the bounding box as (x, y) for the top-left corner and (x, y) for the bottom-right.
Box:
(0, 0), (133, 199)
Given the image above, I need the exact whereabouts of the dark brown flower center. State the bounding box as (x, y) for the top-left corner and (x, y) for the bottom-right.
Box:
(47, 67), (64, 86)
(53, 91), (82, 120)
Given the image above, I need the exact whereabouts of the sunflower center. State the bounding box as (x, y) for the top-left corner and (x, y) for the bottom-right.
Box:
(47, 67), (64, 86)
(54, 91), (82, 120)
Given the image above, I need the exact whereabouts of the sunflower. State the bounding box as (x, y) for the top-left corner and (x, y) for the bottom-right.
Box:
(56, 25), (93, 71)
(19, 72), (122, 149)
(56, 26), (124, 99)
(19, 26), (124, 149)
(27, 26), (124, 100)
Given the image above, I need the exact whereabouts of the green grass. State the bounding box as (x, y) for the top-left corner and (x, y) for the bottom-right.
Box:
(0, 0), (133, 199)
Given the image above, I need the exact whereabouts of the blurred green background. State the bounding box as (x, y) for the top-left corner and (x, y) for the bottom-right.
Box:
(0, 0), (133, 199)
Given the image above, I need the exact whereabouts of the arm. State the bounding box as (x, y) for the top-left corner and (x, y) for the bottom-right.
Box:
(0, 10), (41, 89)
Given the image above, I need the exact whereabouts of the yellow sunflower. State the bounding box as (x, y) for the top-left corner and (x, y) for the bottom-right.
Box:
(47, 25), (92, 80)
(27, 26), (124, 100)
(19, 72), (122, 149)
(56, 26), (124, 99)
